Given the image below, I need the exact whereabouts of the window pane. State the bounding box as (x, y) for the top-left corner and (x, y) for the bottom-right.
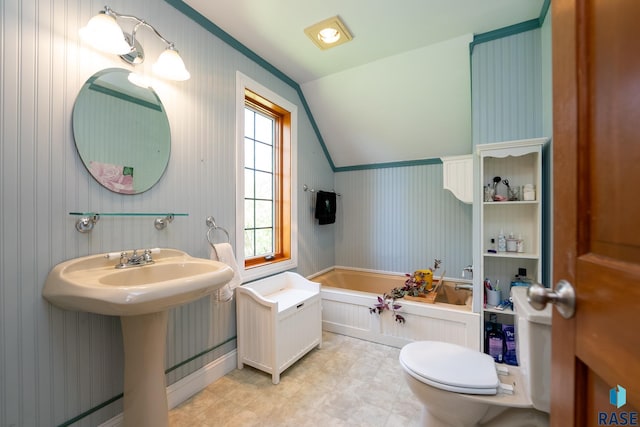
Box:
(255, 228), (273, 255)
(244, 109), (254, 138)
(244, 138), (254, 169)
(244, 199), (255, 228)
(244, 169), (254, 199)
(244, 230), (255, 258)
(255, 114), (273, 145)
(255, 142), (273, 172)
(255, 200), (272, 228)
(255, 171), (273, 200)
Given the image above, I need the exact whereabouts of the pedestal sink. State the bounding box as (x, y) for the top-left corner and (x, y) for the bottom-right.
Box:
(43, 248), (234, 427)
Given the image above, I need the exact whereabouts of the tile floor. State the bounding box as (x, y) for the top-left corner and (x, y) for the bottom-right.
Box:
(169, 331), (422, 426)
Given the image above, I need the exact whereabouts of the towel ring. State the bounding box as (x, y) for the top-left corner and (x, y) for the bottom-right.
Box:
(206, 216), (230, 248)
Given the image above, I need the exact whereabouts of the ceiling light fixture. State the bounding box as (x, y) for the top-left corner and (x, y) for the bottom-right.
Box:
(304, 16), (353, 50)
(79, 6), (190, 81)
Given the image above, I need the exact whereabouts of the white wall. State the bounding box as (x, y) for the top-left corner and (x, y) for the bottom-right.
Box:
(303, 34), (473, 167)
(0, 0), (334, 425)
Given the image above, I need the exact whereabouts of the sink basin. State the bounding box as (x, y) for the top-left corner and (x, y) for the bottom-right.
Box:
(43, 248), (234, 316)
(434, 282), (473, 306)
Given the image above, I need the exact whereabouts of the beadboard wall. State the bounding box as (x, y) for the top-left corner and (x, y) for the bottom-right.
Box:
(470, 24), (553, 287)
(471, 28), (544, 145)
(0, 0), (334, 425)
(1, 0), (551, 424)
(334, 166), (473, 275)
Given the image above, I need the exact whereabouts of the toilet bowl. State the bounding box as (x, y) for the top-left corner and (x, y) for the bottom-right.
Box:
(399, 287), (552, 427)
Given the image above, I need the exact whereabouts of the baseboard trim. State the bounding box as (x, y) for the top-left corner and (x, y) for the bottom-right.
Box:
(99, 350), (237, 427)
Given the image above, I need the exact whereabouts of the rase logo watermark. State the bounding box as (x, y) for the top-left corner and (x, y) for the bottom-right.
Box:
(598, 385), (638, 426)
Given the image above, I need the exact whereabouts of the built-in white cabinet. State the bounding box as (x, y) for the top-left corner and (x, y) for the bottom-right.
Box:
(442, 154), (473, 204)
(473, 138), (548, 356)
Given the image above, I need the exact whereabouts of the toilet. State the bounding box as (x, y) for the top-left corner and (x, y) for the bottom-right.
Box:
(399, 287), (552, 427)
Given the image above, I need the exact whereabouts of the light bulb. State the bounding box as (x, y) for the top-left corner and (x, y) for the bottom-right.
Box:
(79, 12), (131, 55)
(318, 28), (340, 44)
(152, 47), (190, 81)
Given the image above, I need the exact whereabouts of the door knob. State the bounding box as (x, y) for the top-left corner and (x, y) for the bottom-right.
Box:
(527, 280), (576, 319)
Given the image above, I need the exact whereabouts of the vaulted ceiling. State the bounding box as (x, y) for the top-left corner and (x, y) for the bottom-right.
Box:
(184, 0), (546, 168)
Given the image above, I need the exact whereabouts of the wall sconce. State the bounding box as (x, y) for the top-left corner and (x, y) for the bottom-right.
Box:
(79, 5), (190, 81)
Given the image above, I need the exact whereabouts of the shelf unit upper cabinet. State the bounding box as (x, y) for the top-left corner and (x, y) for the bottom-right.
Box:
(475, 137), (548, 316)
(441, 154), (473, 204)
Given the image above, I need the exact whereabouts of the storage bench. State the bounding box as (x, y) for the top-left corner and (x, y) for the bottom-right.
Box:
(236, 272), (322, 384)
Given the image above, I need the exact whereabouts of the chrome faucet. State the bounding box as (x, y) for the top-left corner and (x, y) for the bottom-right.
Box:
(455, 283), (474, 291)
(461, 264), (473, 279)
(116, 249), (155, 269)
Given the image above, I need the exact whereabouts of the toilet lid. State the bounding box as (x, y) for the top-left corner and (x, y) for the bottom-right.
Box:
(399, 341), (499, 395)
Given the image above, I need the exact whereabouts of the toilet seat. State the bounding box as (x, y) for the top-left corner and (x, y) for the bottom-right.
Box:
(399, 341), (500, 395)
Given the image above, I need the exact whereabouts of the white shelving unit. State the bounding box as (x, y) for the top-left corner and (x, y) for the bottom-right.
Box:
(473, 138), (548, 354)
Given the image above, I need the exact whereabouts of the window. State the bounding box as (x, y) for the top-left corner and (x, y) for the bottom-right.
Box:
(236, 73), (297, 281)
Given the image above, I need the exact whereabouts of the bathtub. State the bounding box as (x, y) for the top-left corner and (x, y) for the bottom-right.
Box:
(309, 268), (480, 350)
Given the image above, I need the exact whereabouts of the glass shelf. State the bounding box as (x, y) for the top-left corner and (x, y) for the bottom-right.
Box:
(70, 212), (189, 233)
(69, 212), (188, 217)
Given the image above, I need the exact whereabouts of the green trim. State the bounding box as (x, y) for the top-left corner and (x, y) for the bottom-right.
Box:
(165, 336), (236, 374)
(163, 0), (335, 171)
(539, 0), (551, 26)
(471, 1), (552, 53)
(334, 158), (442, 173)
(57, 393), (123, 427)
(57, 336), (236, 426)
(164, 0), (296, 88)
(166, 0), (552, 173)
(470, 19), (540, 52)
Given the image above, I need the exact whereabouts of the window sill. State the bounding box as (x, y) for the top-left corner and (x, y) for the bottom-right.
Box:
(241, 258), (298, 283)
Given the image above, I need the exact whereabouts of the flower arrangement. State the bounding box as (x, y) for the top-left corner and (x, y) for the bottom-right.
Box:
(369, 259), (442, 324)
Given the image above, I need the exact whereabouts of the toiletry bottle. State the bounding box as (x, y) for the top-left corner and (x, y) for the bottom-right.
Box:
(484, 314), (495, 354)
(516, 234), (524, 253)
(497, 230), (506, 252)
(523, 184), (535, 201)
(484, 184), (494, 202)
(506, 232), (517, 252)
(488, 238), (497, 253)
(486, 314), (505, 363)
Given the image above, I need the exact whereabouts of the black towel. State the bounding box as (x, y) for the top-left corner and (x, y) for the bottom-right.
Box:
(315, 191), (337, 225)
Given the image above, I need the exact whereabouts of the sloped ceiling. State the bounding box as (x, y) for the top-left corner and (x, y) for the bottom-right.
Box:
(184, 0), (545, 168)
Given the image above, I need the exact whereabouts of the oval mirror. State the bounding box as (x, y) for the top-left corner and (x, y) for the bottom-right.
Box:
(72, 68), (171, 194)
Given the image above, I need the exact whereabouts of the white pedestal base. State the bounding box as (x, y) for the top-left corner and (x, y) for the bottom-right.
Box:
(120, 311), (169, 427)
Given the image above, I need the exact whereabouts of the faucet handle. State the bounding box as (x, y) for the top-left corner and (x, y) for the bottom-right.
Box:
(118, 252), (129, 267)
(143, 249), (154, 262)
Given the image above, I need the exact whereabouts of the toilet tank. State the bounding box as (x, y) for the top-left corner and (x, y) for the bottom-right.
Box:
(511, 287), (552, 413)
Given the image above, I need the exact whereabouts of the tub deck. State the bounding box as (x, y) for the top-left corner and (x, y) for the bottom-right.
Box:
(310, 268), (480, 350)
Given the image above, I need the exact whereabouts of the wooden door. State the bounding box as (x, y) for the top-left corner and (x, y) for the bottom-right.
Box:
(552, 0), (640, 425)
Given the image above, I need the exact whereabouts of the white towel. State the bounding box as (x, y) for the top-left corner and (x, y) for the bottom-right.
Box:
(210, 243), (242, 302)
